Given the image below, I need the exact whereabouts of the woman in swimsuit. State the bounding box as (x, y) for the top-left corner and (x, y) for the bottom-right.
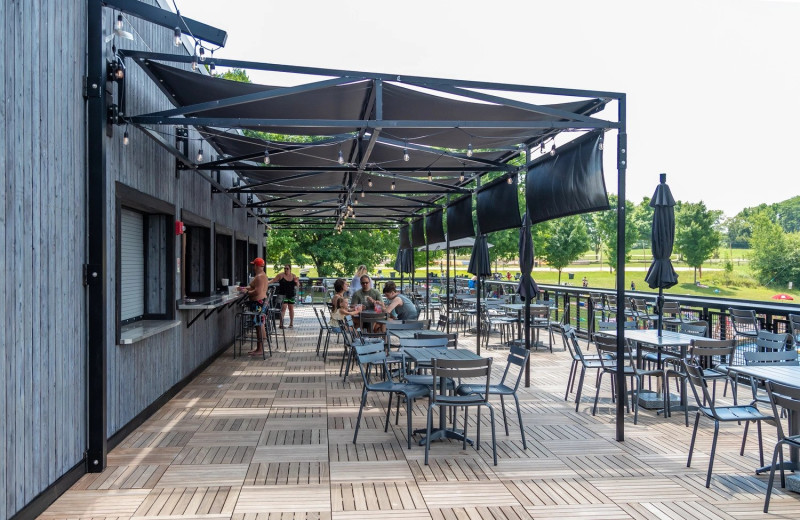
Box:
(270, 264), (300, 328)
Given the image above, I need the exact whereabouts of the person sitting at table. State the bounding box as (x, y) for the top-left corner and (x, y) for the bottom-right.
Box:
(350, 275), (381, 310)
(383, 281), (419, 322)
(330, 278), (362, 327)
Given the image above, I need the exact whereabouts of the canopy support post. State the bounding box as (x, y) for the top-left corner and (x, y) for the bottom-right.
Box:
(615, 97), (628, 442)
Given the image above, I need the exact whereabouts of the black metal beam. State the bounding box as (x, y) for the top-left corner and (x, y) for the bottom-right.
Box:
(86, 0), (108, 474)
(210, 165), (503, 173)
(127, 116), (620, 130)
(615, 96), (628, 442)
(103, 0), (227, 46)
(243, 189), (464, 195)
(118, 50), (625, 100)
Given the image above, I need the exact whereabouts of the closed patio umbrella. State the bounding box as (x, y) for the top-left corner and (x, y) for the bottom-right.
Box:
(644, 173), (679, 336)
(517, 212), (540, 386)
(468, 234), (492, 354)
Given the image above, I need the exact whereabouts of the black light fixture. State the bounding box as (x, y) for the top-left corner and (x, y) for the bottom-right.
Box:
(198, 47), (205, 62)
(209, 61), (215, 74)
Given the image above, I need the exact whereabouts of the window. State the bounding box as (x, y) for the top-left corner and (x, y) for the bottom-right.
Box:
(215, 231), (233, 291)
(116, 183), (175, 332)
(235, 238), (248, 286)
(185, 225), (211, 297)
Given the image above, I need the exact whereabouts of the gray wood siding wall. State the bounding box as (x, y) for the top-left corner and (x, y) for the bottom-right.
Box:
(104, 3), (263, 436)
(0, 1), (263, 518)
(0, 1), (88, 517)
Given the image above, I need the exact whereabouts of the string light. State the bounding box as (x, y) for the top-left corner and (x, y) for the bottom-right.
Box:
(197, 148), (204, 162)
(116, 14), (124, 31)
(264, 149), (270, 164)
(123, 128), (129, 146)
(338, 149), (344, 165)
(173, 27), (181, 47)
(507, 176), (513, 184)
(550, 143), (556, 156)
(360, 189), (365, 198)
(198, 47), (205, 62)
(209, 61), (215, 74)
(467, 143), (473, 157)
(403, 147), (410, 162)
(428, 170), (432, 182)
(391, 179), (396, 191)
(368, 178), (373, 187)
(191, 51), (197, 71)
(459, 172), (465, 182)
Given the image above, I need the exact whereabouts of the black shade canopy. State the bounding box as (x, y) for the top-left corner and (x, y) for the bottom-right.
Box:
(411, 219), (425, 247)
(526, 131), (609, 225)
(446, 195), (475, 241)
(476, 175), (522, 234)
(121, 55), (617, 231)
(467, 234), (492, 277)
(425, 209), (445, 244)
(399, 225), (411, 250)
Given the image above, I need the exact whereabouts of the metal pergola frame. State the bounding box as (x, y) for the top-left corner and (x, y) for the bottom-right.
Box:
(87, 0), (630, 474)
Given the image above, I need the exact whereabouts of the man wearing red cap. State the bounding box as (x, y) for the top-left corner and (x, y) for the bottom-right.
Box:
(240, 258), (268, 356)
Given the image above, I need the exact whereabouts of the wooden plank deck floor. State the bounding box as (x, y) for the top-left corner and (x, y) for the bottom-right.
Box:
(41, 307), (800, 519)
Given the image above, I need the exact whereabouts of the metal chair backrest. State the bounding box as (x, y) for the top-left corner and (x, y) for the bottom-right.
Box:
(594, 335), (629, 370)
(499, 346), (530, 391)
(354, 342), (390, 387)
(415, 331), (458, 348)
(743, 350), (799, 366)
(431, 357), (491, 404)
(660, 301), (682, 319)
(404, 319), (431, 329)
(680, 321), (708, 337)
(684, 362), (719, 411)
(312, 306), (325, 327)
(386, 321), (425, 331)
(729, 308), (759, 336)
(765, 380), (800, 441)
(788, 314), (800, 345)
(689, 338), (737, 369)
(755, 330), (791, 352)
(398, 337), (449, 349)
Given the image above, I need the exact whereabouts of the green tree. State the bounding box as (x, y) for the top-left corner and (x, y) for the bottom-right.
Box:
(674, 201), (722, 282)
(775, 196), (800, 233)
(749, 212), (800, 287)
(631, 197), (653, 259)
(540, 216), (590, 285)
(580, 213), (601, 260)
(594, 195), (637, 273)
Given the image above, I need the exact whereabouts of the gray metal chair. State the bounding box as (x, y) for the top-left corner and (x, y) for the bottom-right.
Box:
(352, 342), (429, 449)
(415, 331), (458, 348)
(684, 362), (773, 488)
(788, 314), (800, 346)
(425, 357), (497, 465)
(660, 301), (684, 331)
(729, 308), (759, 346)
(755, 329), (791, 352)
(456, 346), (530, 449)
(763, 380), (800, 512)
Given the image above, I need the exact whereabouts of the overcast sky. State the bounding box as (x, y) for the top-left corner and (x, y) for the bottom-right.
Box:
(175, 0), (799, 217)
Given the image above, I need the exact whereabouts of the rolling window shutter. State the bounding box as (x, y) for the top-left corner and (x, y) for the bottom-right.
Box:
(120, 208), (145, 321)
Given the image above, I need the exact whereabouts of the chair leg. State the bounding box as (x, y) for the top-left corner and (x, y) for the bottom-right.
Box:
(383, 393), (393, 432)
(405, 393), (414, 449)
(353, 389), (367, 444)
(513, 394), (526, 450)
(424, 404), (435, 465)
(706, 421), (720, 488)
(565, 360), (577, 401)
(633, 376), (640, 425)
(592, 372), (604, 416)
(488, 404), (498, 466)
(764, 442), (784, 513)
(575, 367), (587, 412)
(500, 395), (509, 436)
(463, 407), (470, 451)
(687, 412), (701, 468)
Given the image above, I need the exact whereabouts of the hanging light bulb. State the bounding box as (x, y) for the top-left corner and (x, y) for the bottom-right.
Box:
(197, 148), (204, 162)
(550, 143), (556, 156)
(173, 27), (182, 47)
(198, 47), (205, 62)
(116, 14), (124, 31)
(353, 197), (358, 205)
(507, 176), (513, 184)
(264, 149), (270, 164)
(123, 129), (129, 146)
(391, 180), (396, 191)
(403, 147), (410, 162)
(467, 143), (473, 157)
(191, 52), (197, 71)
(368, 178), (373, 187)
(598, 137), (604, 150)
(114, 63), (124, 80)
(338, 149), (344, 165)
(360, 189), (365, 198)
(428, 170), (432, 182)
(459, 171), (465, 182)
(209, 61), (215, 74)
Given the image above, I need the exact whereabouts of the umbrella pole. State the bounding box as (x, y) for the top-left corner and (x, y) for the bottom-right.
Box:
(476, 273), (481, 355)
(445, 243), (450, 335)
(425, 244), (430, 320)
(657, 288), (663, 337)
(524, 280), (531, 387)
(411, 249), (415, 300)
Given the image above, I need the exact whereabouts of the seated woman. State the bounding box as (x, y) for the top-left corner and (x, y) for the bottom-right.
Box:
(330, 278), (362, 329)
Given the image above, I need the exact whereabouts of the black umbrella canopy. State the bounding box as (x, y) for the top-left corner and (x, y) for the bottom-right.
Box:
(516, 212), (540, 302)
(645, 174), (678, 290)
(467, 235), (492, 277)
(393, 248), (415, 274)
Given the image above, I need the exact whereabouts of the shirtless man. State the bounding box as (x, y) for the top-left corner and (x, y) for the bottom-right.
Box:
(240, 258), (268, 356)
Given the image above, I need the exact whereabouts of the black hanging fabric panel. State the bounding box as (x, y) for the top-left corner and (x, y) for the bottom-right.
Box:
(411, 219), (425, 247)
(425, 209), (445, 244)
(476, 176), (522, 234)
(525, 131), (609, 224)
(399, 225), (411, 250)
(446, 195), (475, 241)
